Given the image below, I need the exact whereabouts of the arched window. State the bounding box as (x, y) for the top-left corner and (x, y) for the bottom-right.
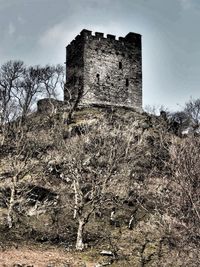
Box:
(119, 62), (122, 69)
(126, 78), (129, 87)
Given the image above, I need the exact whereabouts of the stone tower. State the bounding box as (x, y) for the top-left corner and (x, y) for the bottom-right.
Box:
(65, 29), (142, 111)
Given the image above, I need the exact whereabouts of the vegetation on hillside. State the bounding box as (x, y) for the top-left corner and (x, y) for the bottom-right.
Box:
(0, 61), (200, 266)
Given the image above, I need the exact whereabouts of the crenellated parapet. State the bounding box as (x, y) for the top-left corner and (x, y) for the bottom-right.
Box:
(67, 29), (141, 49)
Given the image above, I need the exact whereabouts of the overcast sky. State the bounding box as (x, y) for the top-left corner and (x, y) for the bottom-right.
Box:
(0, 0), (199, 110)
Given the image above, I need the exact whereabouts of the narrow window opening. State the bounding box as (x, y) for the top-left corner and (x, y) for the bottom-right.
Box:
(119, 62), (122, 69)
(126, 78), (129, 87)
(96, 73), (100, 84)
(73, 76), (77, 85)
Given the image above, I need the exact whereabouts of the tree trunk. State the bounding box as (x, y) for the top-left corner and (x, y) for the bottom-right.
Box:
(66, 85), (83, 125)
(76, 219), (85, 250)
(7, 184), (16, 228)
(73, 180), (78, 219)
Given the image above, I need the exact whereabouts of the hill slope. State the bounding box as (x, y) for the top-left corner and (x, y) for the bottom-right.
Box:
(0, 107), (199, 266)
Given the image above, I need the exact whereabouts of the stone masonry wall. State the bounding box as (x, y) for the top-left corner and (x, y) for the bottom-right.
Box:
(64, 35), (84, 105)
(65, 29), (142, 111)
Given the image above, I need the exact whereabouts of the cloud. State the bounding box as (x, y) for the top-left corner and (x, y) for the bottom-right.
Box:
(39, 20), (126, 49)
(37, 20), (126, 64)
(8, 22), (15, 36)
(37, 22), (82, 64)
(179, 0), (193, 9)
(17, 16), (25, 24)
(39, 22), (79, 48)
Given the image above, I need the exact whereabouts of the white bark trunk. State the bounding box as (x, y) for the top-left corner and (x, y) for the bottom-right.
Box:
(7, 184), (16, 228)
(1, 134), (5, 146)
(73, 180), (78, 219)
(76, 219), (85, 250)
(128, 215), (134, 229)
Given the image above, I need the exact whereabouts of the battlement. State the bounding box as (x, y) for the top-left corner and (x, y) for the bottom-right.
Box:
(67, 29), (141, 48)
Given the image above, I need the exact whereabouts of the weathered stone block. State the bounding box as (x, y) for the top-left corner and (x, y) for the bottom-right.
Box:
(37, 98), (63, 114)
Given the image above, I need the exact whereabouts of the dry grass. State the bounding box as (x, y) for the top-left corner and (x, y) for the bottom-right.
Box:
(0, 244), (95, 267)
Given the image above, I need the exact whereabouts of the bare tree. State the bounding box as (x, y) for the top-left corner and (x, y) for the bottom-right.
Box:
(38, 64), (64, 115)
(131, 131), (200, 250)
(144, 104), (169, 116)
(169, 137), (200, 235)
(169, 111), (190, 136)
(12, 66), (43, 120)
(184, 98), (200, 132)
(0, 61), (25, 144)
(2, 121), (33, 228)
(0, 61), (24, 122)
(40, 64), (64, 99)
(0, 61), (65, 124)
(64, 67), (95, 124)
(47, 120), (134, 250)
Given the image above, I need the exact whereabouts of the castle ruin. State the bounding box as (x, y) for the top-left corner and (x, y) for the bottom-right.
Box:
(65, 29), (142, 111)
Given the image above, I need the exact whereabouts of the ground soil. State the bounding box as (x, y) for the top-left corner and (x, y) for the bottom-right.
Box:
(0, 244), (95, 267)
